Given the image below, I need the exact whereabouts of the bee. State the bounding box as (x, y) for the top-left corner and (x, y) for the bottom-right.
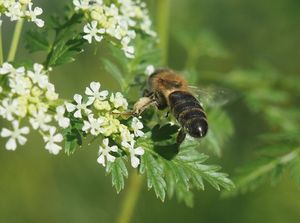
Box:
(132, 68), (208, 146)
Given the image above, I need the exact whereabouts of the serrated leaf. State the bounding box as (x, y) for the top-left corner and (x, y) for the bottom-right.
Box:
(200, 109), (234, 156)
(64, 127), (83, 155)
(106, 158), (128, 193)
(224, 148), (299, 197)
(46, 35), (85, 67)
(140, 151), (166, 201)
(63, 118), (84, 155)
(25, 30), (50, 53)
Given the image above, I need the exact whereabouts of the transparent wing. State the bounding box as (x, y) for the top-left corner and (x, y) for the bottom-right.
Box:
(189, 85), (236, 108)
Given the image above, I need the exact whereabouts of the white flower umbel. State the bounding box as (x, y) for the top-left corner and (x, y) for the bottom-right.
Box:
(73, 0), (156, 58)
(54, 105), (70, 129)
(131, 117), (144, 137)
(27, 63), (49, 89)
(85, 81), (109, 103)
(121, 36), (135, 58)
(73, 0), (90, 11)
(65, 94), (93, 118)
(5, 2), (23, 21)
(1, 1), (44, 27)
(43, 127), (63, 155)
(110, 92), (128, 110)
(83, 21), (105, 44)
(8, 75), (31, 95)
(0, 62), (25, 77)
(97, 138), (118, 167)
(0, 121), (30, 151)
(29, 108), (52, 131)
(82, 114), (105, 136)
(25, 3), (44, 27)
(122, 139), (144, 168)
(0, 98), (19, 121)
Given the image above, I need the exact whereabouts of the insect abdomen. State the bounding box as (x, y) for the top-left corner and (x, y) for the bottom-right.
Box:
(169, 91), (208, 138)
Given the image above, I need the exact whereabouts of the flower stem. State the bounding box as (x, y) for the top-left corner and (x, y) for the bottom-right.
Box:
(7, 19), (24, 62)
(115, 171), (144, 223)
(157, 0), (171, 65)
(0, 24), (3, 65)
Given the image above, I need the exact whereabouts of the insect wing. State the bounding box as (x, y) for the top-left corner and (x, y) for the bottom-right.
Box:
(189, 85), (236, 108)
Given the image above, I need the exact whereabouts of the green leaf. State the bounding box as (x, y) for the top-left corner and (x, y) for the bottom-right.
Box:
(140, 151), (167, 201)
(63, 118), (84, 155)
(46, 35), (85, 67)
(106, 158), (128, 193)
(200, 109), (234, 156)
(224, 148), (300, 197)
(138, 135), (234, 205)
(25, 30), (50, 53)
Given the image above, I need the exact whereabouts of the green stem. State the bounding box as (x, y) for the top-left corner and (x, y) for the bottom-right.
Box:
(0, 24), (3, 65)
(116, 171), (144, 223)
(7, 19), (24, 62)
(238, 148), (300, 187)
(157, 0), (171, 65)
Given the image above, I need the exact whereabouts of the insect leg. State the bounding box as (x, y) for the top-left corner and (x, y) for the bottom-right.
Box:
(132, 97), (157, 116)
(176, 128), (186, 146)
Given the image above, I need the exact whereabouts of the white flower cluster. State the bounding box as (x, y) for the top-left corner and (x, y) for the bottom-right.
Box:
(66, 81), (145, 168)
(0, 0), (44, 27)
(0, 62), (68, 154)
(73, 0), (156, 58)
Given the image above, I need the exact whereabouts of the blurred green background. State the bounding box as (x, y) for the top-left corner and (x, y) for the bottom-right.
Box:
(1, 0), (300, 222)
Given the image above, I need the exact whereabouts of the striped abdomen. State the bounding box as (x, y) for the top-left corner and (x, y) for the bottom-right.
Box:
(169, 91), (208, 138)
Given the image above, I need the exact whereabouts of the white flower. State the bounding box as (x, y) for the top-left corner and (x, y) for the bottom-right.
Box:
(73, 0), (90, 11)
(65, 94), (93, 118)
(0, 62), (25, 77)
(43, 127), (63, 155)
(121, 36), (134, 58)
(145, 65), (155, 76)
(54, 105), (70, 129)
(85, 81), (109, 103)
(97, 138), (118, 167)
(5, 2), (23, 21)
(82, 114), (105, 136)
(83, 21), (105, 44)
(122, 139), (144, 168)
(29, 108), (52, 131)
(131, 117), (144, 137)
(110, 92), (128, 110)
(0, 121), (30, 151)
(8, 76), (31, 95)
(26, 3), (44, 27)
(0, 98), (19, 121)
(119, 124), (134, 142)
(27, 63), (49, 89)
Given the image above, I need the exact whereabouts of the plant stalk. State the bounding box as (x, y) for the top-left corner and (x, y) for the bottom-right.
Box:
(115, 171), (144, 223)
(7, 19), (24, 61)
(157, 0), (171, 65)
(0, 24), (3, 65)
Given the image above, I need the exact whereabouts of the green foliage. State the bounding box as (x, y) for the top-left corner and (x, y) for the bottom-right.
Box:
(25, 12), (85, 68)
(224, 148), (300, 197)
(140, 151), (166, 201)
(25, 30), (50, 53)
(137, 125), (235, 206)
(63, 117), (84, 155)
(106, 158), (129, 193)
(200, 109), (234, 157)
